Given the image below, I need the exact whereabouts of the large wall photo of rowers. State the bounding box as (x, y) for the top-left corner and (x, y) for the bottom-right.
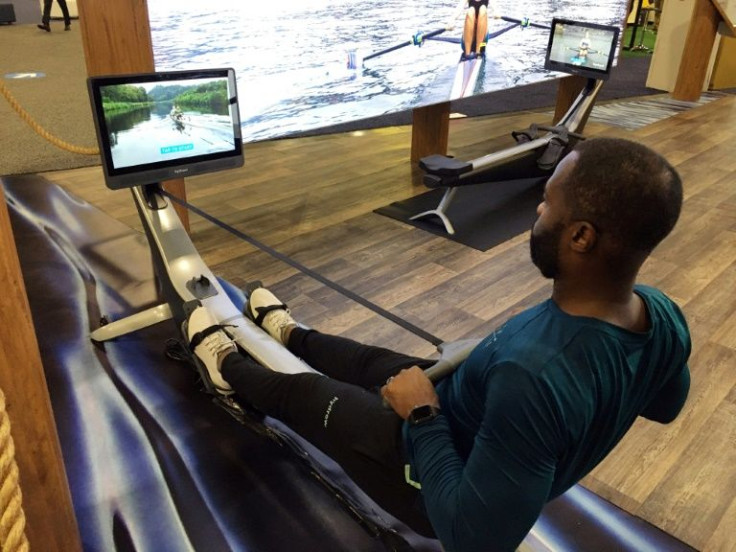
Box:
(148, 0), (627, 142)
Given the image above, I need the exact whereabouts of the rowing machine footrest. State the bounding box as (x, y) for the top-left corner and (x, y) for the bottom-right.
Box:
(243, 280), (264, 298)
(182, 299), (203, 323)
(419, 154), (473, 179)
(537, 137), (568, 171)
(512, 129), (537, 143)
(512, 124), (587, 146)
(512, 122), (546, 143)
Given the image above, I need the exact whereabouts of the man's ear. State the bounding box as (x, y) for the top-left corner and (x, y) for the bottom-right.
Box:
(569, 221), (597, 253)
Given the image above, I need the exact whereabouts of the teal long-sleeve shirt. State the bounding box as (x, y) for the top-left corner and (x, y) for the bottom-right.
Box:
(404, 285), (691, 552)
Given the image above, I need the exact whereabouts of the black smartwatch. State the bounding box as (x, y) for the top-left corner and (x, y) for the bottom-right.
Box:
(407, 405), (441, 426)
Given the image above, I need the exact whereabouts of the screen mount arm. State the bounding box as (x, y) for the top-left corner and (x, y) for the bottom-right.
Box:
(141, 182), (167, 210)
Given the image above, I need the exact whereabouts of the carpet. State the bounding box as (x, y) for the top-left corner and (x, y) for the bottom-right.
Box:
(586, 91), (731, 130)
(0, 24), (100, 176)
(375, 177), (544, 251)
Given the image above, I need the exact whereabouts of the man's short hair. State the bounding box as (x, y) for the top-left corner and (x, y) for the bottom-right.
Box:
(564, 137), (683, 254)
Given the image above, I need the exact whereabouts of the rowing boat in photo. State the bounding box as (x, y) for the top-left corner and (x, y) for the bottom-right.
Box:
(450, 54), (486, 99)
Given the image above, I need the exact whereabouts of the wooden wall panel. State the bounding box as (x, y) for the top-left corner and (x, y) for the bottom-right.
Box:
(76, 0), (154, 76)
(411, 102), (451, 162)
(672, 0), (722, 100)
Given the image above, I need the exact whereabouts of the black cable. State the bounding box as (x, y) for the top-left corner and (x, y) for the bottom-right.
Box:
(161, 190), (444, 347)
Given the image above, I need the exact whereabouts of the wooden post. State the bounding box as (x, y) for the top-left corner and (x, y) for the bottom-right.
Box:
(410, 102), (451, 162)
(0, 185), (82, 552)
(672, 0), (722, 100)
(76, 0), (190, 231)
(553, 75), (588, 125)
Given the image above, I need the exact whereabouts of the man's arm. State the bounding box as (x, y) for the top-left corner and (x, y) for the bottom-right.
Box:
(386, 365), (559, 552)
(639, 294), (691, 424)
(640, 364), (690, 423)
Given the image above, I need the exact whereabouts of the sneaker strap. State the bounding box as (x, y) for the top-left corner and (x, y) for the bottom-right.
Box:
(188, 324), (234, 352)
(252, 303), (288, 327)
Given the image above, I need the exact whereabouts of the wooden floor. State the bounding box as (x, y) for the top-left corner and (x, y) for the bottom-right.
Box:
(43, 98), (736, 551)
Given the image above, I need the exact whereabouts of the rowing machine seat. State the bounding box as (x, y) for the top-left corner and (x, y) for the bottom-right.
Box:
(419, 154), (473, 188)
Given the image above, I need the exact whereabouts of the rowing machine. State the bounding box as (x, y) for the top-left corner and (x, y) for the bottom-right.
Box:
(86, 70), (460, 385)
(412, 78), (600, 235)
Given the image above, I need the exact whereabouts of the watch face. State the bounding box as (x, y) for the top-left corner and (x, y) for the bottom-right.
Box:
(409, 405), (440, 425)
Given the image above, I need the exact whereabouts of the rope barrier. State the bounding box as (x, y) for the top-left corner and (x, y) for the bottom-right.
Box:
(0, 388), (30, 552)
(1, 80), (99, 156)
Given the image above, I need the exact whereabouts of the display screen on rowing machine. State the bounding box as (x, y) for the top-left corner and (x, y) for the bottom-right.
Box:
(544, 19), (620, 81)
(88, 68), (244, 190)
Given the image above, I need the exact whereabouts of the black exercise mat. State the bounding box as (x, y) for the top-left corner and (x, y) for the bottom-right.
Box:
(375, 177), (545, 251)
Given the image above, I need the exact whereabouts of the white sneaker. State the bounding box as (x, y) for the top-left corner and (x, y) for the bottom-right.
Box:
(246, 288), (297, 344)
(187, 306), (237, 394)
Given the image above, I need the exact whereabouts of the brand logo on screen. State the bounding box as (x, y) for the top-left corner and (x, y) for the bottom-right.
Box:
(174, 168), (190, 174)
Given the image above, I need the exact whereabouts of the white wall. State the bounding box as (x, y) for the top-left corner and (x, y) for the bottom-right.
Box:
(647, 0), (719, 91)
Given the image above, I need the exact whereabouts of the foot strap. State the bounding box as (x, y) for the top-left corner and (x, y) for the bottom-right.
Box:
(189, 324), (232, 352)
(251, 303), (288, 328)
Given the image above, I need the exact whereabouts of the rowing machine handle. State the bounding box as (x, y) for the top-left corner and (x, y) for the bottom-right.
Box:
(382, 339), (482, 409)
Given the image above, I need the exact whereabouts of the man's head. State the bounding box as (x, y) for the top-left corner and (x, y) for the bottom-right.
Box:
(531, 137), (683, 280)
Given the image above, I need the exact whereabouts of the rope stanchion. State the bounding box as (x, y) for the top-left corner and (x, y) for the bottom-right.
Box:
(0, 388), (29, 552)
(1, 80), (99, 156)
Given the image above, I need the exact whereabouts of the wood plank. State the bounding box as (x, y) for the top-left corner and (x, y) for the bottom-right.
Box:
(586, 342), (736, 506)
(712, 308), (736, 349)
(637, 375), (736, 550)
(703, 493), (736, 552)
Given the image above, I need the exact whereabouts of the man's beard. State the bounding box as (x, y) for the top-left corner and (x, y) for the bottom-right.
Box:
(530, 222), (564, 279)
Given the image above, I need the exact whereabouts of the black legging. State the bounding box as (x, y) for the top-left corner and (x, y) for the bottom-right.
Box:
(221, 328), (436, 536)
(42, 0), (71, 25)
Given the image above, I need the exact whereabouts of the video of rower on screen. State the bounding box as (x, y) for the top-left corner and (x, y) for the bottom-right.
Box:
(547, 21), (617, 70)
(99, 76), (237, 171)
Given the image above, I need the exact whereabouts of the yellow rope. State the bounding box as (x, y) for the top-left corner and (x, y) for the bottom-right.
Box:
(0, 388), (30, 552)
(1, 79), (99, 156)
